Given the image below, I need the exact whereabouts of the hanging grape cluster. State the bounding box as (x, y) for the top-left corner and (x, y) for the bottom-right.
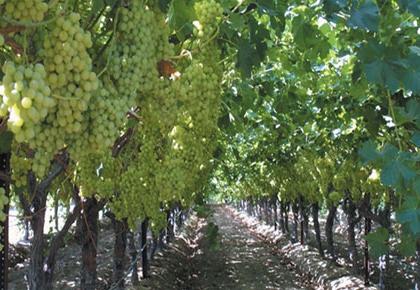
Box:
(0, 62), (54, 143)
(3, 0), (48, 22)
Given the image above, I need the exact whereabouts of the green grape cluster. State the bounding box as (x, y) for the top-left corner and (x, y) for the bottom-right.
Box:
(163, 0), (223, 200)
(77, 153), (115, 199)
(109, 2), (173, 97)
(3, 12), (99, 178)
(117, 143), (161, 227)
(0, 62), (55, 143)
(82, 86), (122, 151)
(4, 0), (48, 22)
(81, 2), (176, 156)
(10, 12), (98, 175)
(42, 12), (98, 135)
(10, 146), (32, 187)
(194, 0), (224, 38)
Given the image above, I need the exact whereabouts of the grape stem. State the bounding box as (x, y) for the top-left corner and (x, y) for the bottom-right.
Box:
(3, 35), (23, 54)
(169, 26), (220, 60)
(112, 128), (134, 157)
(170, 49), (192, 60)
(0, 26), (26, 34)
(51, 94), (83, 100)
(127, 110), (141, 120)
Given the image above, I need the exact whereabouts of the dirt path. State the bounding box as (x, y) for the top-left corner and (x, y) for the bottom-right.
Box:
(141, 205), (311, 290)
(210, 205), (309, 290)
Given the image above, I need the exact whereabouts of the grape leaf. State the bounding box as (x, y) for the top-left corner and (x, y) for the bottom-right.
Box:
(397, 234), (416, 257)
(168, 0), (196, 41)
(237, 39), (259, 78)
(397, 209), (420, 234)
(92, 0), (104, 12)
(380, 162), (399, 186)
(359, 141), (379, 163)
(365, 227), (389, 259)
(398, 0), (420, 17)
(257, 0), (277, 15)
(347, 0), (379, 32)
(412, 131), (420, 147)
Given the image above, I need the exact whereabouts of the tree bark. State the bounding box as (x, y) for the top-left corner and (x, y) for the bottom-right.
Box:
(299, 198), (305, 245)
(27, 201), (46, 290)
(151, 232), (158, 259)
(44, 194), (81, 289)
(127, 230), (139, 285)
(111, 216), (128, 290)
(284, 203), (289, 233)
(141, 218), (149, 279)
(272, 196), (278, 230)
(54, 196), (59, 231)
(312, 203), (323, 257)
(326, 204), (337, 261)
(24, 153), (69, 290)
(166, 209), (174, 243)
(345, 195), (358, 269)
(292, 203), (299, 243)
(278, 200), (285, 233)
(80, 197), (102, 290)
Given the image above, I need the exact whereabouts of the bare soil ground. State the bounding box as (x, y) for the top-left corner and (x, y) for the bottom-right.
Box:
(139, 205), (312, 290)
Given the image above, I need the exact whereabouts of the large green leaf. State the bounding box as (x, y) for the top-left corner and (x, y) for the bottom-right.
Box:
(168, 0), (196, 41)
(237, 39), (259, 78)
(397, 209), (420, 235)
(394, 99), (420, 126)
(359, 141), (379, 163)
(397, 234), (417, 257)
(92, 0), (104, 13)
(412, 131), (420, 147)
(365, 227), (389, 259)
(398, 0), (420, 17)
(380, 162), (400, 186)
(347, 0), (379, 32)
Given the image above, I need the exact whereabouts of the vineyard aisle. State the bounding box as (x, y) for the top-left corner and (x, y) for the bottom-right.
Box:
(141, 205), (310, 290)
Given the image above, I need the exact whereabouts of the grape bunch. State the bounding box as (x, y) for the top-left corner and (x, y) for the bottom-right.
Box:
(4, 0), (48, 22)
(109, 2), (173, 98)
(77, 153), (115, 199)
(10, 146), (33, 187)
(42, 12), (98, 135)
(194, 0), (224, 38)
(82, 85), (123, 151)
(0, 62), (55, 143)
